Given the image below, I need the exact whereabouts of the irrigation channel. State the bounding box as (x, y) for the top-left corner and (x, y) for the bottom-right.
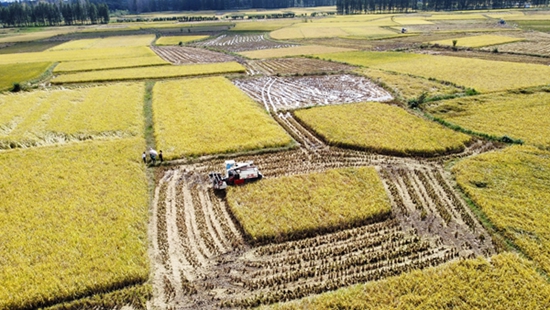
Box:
(150, 112), (499, 309)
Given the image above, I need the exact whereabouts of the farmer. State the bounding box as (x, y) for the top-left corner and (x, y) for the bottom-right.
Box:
(142, 152), (147, 164)
(149, 148), (158, 164)
(159, 150), (164, 163)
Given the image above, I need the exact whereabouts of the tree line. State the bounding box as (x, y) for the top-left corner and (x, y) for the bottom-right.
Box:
(124, 0), (336, 14)
(0, 1), (110, 27)
(336, 0), (549, 13)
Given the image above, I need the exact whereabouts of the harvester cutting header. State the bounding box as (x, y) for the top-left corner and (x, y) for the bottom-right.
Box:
(209, 160), (263, 190)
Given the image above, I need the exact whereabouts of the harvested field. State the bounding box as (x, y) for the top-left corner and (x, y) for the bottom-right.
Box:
(245, 57), (354, 76)
(479, 32), (550, 56)
(194, 33), (297, 52)
(151, 135), (497, 309)
(151, 46), (236, 64)
(233, 74), (392, 112)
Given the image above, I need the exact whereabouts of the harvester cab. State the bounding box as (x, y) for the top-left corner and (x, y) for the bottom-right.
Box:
(209, 160), (263, 190)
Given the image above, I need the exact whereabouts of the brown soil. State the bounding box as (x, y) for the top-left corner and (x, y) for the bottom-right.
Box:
(150, 114), (499, 308)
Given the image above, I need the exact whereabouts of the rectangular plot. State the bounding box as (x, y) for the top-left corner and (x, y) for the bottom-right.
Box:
(54, 56), (169, 73)
(0, 83), (145, 148)
(152, 76), (292, 159)
(0, 138), (149, 310)
(51, 62), (245, 84)
(239, 45), (355, 59)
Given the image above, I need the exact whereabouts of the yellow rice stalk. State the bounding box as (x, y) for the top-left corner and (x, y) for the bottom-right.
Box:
(152, 76), (292, 159)
(52, 62), (245, 84)
(227, 167), (391, 244)
(0, 138), (149, 310)
(294, 102), (471, 156)
(453, 145), (550, 274)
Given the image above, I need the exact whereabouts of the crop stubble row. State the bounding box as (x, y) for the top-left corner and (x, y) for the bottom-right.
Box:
(151, 134), (498, 308)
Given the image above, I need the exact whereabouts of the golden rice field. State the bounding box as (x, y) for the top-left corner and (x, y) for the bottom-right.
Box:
(316, 50), (424, 67)
(155, 35), (209, 45)
(318, 51), (550, 92)
(0, 138), (149, 310)
(51, 62), (245, 84)
(231, 20), (297, 32)
(240, 45), (354, 59)
(0, 83), (144, 148)
(264, 253), (550, 309)
(227, 167), (391, 244)
(0, 62), (52, 91)
(0, 28), (77, 43)
(0, 46), (156, 65)
(425, 90), (550, 149)
(453, 146), (550, 274)
(152, 77), (292, 159)
(294, 102), (471, 156)
(270, 21), (399, 40)
(48, 35), (155, 51)
(430, 35), (524, 48)
(356, 67), (463, 101)
(393, 17), (434, 25)
(53, 56), (169, 73)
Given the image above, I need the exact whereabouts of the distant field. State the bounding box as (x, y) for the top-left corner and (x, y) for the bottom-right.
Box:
(318, 51), (550, 92)
(0, 46), (156, 65)
(48, 35), (155, 51)
(227, 167), (391, 244)
(0, 62), (52, 91)
(152, 77), (292, 159)
(54, 56), (169, 73)
(425, 89), (550, 148)
(265, 253), (550, 309)
(0, 28), (77, 43)
(155, 35), (209, 45)
(231, 20), (297, 32)
(294, 102), (471, 156)
(51, 62), (245, 83)
(430, 35), (524, 48)
(240, 45), (354, 59)
(454, 146), (550, 274)
(0, 138), (149, 310)
(270, 21), (399, 40)
(0, 83), (144, 148)
(426, 13), (487, 20)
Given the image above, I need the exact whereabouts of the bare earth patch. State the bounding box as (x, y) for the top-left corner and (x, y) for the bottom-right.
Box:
(150, 46), (236, 64)
(233, 74), (392, 111)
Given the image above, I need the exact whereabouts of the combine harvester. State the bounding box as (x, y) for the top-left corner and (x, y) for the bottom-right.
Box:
(209, 160), (263, 190)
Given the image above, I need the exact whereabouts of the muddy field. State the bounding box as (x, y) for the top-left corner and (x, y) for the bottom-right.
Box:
(233, 74), (393, 112)
(151, 116), (498, 309)
(245, 57), (354, 76)
(151, 46), (237, 64)
(193, 34), (297, 52)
